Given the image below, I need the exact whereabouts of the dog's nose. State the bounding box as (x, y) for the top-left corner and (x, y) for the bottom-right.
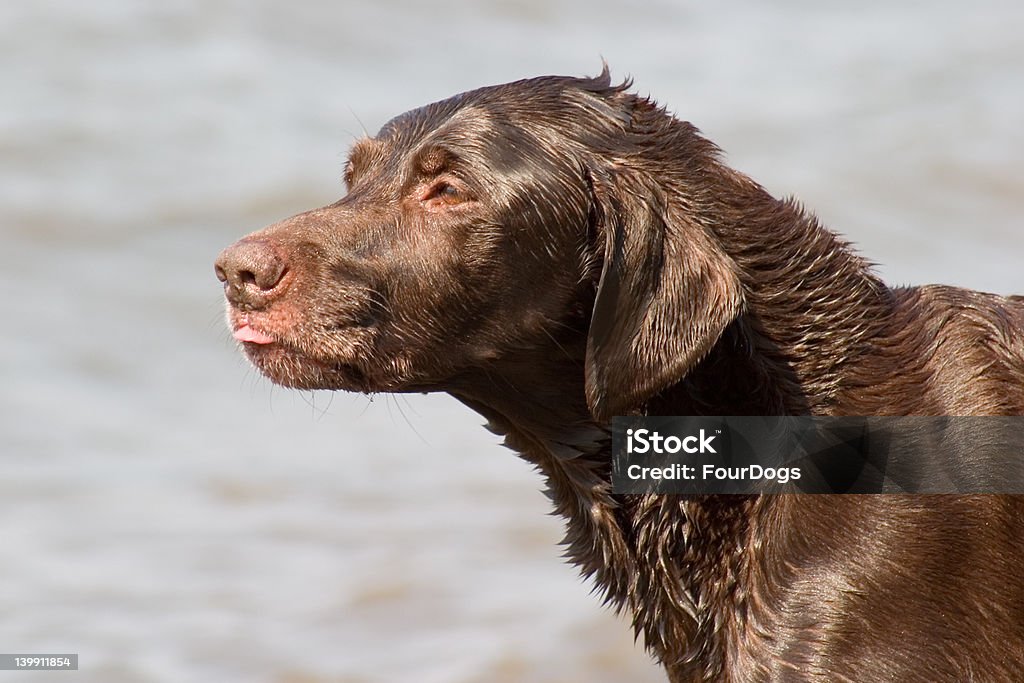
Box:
(214, 238), (288, 310)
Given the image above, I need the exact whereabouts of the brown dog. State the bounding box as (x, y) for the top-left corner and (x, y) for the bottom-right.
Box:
(216, 69), (1024, 682)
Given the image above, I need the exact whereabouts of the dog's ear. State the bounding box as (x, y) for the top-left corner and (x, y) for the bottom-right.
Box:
(584, 168), (744, 420)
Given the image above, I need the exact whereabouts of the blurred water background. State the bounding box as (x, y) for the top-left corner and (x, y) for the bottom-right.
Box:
(1, 1), (1022, 681)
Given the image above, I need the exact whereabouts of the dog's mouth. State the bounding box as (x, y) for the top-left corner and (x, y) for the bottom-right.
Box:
(229, 315), (374, 392)
(232, 322), (277, 345)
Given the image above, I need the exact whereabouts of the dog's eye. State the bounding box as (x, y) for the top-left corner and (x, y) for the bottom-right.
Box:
(437, 183), (459, 199)
(423, 181), (467, 207)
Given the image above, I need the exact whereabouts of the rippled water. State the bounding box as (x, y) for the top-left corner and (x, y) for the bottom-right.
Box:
(2, 1), (1021, 681)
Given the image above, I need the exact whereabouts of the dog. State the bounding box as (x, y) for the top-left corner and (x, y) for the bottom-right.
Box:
(215, 68), (1024, 682)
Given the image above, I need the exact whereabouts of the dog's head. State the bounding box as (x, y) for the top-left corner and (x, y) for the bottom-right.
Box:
(215, 69), (743, 418)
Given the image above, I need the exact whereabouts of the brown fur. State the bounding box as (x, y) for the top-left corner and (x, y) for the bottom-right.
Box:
(215, 69), (1024, 682)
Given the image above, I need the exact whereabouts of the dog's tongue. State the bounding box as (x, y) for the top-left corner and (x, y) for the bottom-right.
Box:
(234, 324), (275, 344)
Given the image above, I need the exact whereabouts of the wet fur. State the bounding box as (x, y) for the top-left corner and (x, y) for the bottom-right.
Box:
(217, 70), (1024, 682)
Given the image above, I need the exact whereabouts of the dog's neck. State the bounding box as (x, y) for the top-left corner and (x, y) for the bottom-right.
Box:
(696, 172), (896, 415)
(450, 341), (761, 678)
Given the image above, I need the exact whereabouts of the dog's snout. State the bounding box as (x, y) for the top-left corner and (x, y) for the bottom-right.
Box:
(215, 238), (288, 309)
